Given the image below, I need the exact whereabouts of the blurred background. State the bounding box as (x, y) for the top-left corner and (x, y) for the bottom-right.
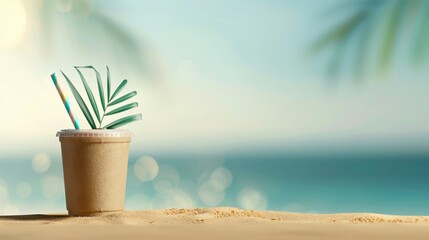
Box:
(1, 0), (429, 215)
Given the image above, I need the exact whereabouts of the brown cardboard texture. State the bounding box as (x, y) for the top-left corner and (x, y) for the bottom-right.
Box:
(59, 134), (131, 216)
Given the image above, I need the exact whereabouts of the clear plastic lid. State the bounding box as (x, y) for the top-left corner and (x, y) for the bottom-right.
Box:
(56, 129), (133, 138)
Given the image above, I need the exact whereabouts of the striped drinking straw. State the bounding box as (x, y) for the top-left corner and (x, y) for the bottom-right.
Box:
(51, 73), (80, 129)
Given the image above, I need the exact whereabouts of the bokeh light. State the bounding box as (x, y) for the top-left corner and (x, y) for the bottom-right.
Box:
(178, 180), (198, 200)
(16, 181), (32, 199)
(126, 193), (152, 210)
(134, 156), (159, 182)
(166, 189), (194, 208)
(237, 188), (268, 210)
(153, 179), (174, 194)
(0, 0), (27, 49)
(0, 178), (8, 202)
(32, 153), (51, 173)
(42, 175), (63, 200)
(152, 164), (180, 193)
(151, 193), (169, 209)
(150, 189), (194, 209)
(198, 181), (224, 206)
(210, 167), (233, 191)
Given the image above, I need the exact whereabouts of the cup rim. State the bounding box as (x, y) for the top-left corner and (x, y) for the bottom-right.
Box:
(57, 129), (132, 138)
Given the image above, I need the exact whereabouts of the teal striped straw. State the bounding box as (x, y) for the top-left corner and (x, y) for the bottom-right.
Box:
(51, 73), (80, 129)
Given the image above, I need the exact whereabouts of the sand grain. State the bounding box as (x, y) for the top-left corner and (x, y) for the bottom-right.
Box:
(1, 208), (429, 240)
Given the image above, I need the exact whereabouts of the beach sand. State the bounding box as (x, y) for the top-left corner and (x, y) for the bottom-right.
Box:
(1, 208), (429, 240)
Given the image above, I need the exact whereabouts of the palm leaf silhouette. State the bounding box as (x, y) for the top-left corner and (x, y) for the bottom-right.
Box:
(311, 0), (428, 80)
(37, 0), (149, 73)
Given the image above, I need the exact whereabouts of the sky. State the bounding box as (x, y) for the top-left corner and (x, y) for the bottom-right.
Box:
(1, 0), (429, 157)
(2, 0), (429, 216)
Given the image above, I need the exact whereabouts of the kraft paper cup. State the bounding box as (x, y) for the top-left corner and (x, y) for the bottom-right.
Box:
(57, 129), (132, 216)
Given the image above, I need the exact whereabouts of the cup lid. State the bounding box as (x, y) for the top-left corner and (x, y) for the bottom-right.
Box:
(56, 129), (133, 138)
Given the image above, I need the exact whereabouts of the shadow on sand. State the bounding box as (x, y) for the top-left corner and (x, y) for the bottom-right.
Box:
(0, 214), (70, 221)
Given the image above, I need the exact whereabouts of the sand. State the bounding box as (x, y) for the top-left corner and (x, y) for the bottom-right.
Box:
(1, 208), (429, 240)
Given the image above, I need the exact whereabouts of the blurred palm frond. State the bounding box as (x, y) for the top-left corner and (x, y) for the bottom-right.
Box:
(36, 0), (149, 74)
(310, 0), (428, 81)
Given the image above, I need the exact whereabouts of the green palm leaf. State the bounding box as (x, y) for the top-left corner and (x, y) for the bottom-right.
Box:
(110, 79), (127, 101)
(108, 91), (137, 107)
(104, 114), (142, 129)
(311, 10), (368, 81)
(61, 71), (97, 129)
(75, 67), (101, 123)
(327, 42), (346, 82)
(60, 66), (141, 129)
(311, 0), (429, 80)
(378, 1), (406, 73)
(412, 0), (429, 64)
(75, 66), (106, 111)
(105, 102), (138, 116)
(354, 17), (371, 79)
(107, 65), (111, 101)
(92, 67), (106, 111)
(309, 11), (368, 54)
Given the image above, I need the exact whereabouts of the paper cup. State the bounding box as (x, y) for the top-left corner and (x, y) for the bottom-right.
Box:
(57, 129), (132, 216)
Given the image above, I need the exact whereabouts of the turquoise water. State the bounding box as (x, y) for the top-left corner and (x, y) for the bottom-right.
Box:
(1, 150), (429, 215)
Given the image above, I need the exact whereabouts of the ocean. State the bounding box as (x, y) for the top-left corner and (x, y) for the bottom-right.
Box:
(1, 150), (429, 215)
